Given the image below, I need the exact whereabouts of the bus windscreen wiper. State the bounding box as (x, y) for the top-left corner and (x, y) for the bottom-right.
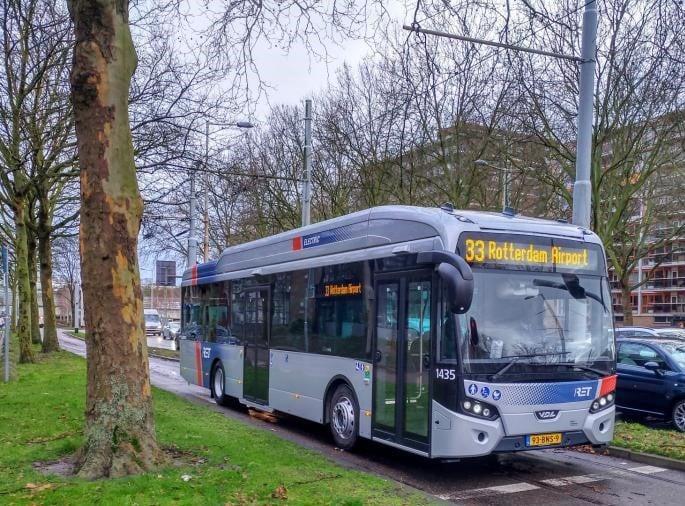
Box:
(532, 278), (606, 310)
(489, 352), (571, 382)
(553, 363), (607, 377)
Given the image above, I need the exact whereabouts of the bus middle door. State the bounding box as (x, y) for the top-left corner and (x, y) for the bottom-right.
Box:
(243, 287), (270, 405)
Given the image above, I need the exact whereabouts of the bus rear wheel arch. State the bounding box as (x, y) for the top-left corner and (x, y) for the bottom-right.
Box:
(328, 383), (359, 450)
(210, 361), (232, 407)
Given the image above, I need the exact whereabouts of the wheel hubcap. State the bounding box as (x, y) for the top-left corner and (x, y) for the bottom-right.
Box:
(675, 403), (685, 430)
(332, 396), (355, 440)
(214, 368), (224, 397)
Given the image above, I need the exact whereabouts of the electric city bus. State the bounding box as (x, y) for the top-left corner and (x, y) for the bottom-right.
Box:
(179, 205), (616, 458)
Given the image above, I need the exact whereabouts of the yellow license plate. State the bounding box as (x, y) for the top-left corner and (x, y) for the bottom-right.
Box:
(526, 433), (563, 447)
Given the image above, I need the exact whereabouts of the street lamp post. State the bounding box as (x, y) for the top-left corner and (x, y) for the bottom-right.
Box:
(474, 159), (511, 212)
(301, 99), (313, 227)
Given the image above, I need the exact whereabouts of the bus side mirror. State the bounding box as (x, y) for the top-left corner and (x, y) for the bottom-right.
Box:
(417, 250), (474, 314)
(438, 263), (474, 314)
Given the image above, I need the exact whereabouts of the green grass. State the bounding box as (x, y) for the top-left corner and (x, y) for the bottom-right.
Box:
(0, 350), (429, 505)
(0, 333), (18, 381)
(613, 420), (685, 461)
(67, 331), (180, 360)
(148, 347), (180, 360)
(66, 330), (85, 340)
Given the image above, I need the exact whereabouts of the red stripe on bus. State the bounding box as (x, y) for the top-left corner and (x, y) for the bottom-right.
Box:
(195, 341), (203, 385)
(599, 374), (617, 397)
(191, 264), (198, 286)
(292, 236), (302, 250)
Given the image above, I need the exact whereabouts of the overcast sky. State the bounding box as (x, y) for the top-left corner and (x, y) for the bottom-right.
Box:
(245, 1), (412, 119)
(140, 2), (415, 282)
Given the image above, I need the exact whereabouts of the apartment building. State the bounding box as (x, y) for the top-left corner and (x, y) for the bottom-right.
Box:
(611, 230), (685, 327)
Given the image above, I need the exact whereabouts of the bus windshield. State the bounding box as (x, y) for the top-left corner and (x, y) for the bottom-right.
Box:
(458, 269), (615, 378)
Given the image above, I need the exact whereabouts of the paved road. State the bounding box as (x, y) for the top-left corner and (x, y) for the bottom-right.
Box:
(146, 334), (177, 351)
(59, 331), (685, 505)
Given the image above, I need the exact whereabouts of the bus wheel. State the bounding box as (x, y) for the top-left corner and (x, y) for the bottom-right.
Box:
(329, 384), (358, 450)
(211, 362), (231, 407)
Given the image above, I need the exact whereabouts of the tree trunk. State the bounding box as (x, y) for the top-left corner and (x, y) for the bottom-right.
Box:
(39, 234), (59, 353)
(621, 283), (634, 326)
(10, 273), (17, 335)
(14, 200), (34, 363)
(69, 286), (76, 328)
(69, 0), (164, 479)
(28, 230), (41, 344)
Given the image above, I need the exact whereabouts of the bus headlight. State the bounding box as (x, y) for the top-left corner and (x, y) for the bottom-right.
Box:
(590, 375), (617, 414)
(461, 399), (499, 420)
(589, 393), (614, 413)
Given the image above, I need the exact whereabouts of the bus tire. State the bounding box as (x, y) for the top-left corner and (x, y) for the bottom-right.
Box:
(329, 384), (359, 450)
(211, 362), (231, 407)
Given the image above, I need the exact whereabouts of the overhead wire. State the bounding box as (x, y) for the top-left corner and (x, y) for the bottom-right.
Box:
(343, 0), (592, 136)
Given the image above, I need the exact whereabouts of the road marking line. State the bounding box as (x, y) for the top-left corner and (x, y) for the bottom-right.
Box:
(446, 464), (669, 500)
(444, 482), (540, 500)
(541, 473), (605, 486)
(628, 465), (666, 475)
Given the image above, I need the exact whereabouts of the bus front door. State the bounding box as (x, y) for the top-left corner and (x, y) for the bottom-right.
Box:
(373, 273), (432, 453)
(243, 288), (270, 405)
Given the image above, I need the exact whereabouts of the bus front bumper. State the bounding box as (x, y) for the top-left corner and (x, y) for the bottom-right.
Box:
(431, 401), (615, 458)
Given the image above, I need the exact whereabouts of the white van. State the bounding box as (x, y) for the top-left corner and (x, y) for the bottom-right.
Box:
(144, 309), (162, 336)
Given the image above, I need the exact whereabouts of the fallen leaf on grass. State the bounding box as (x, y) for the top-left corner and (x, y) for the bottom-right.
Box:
(27, 431), (79, 444)
(25, 483), (54, 492)
(272, 484), (288, 500)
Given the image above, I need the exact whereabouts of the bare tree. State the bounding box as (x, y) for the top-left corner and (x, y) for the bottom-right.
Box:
(53, 236), (80, 326)
(511, 0), (685, 323)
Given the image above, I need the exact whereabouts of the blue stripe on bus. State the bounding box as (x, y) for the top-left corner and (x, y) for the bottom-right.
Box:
(464, 379), (599, 405)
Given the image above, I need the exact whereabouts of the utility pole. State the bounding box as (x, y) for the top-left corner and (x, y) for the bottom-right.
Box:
(474, 159), (510, 213)
(301, 99), (313, 227)
(203, 120), (210, 262)
(3, 244), (9, 383)
(571, 0), (597, 229)
(188, 166), (198, 267)
(404, 4), (596, 228)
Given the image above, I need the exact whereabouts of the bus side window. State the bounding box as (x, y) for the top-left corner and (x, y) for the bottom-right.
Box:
(207, 282), (229, 343)
(181, 284), (203, 341)
(270, 271), (307, 352)
(308, 262), (369, 360)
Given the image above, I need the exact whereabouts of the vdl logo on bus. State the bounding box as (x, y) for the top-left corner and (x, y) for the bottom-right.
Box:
(535, 410), (559, 420)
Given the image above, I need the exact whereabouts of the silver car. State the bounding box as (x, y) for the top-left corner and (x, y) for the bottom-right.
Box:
(162, 321), (181, 341)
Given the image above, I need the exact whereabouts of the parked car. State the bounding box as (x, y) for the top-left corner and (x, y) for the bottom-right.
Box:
(655, 328), (685, 341)
(614, 326), (661, 339)
(144, 309), (162, 336)
(616, 337), (685, 431)
(162, 321), (181, 341)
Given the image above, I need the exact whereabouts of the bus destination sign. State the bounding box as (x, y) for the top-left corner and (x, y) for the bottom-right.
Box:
(459, 233), (603, 274)
(323, 282), (362, 297)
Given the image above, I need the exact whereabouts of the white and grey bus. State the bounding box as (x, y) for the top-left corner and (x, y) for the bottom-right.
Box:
(179, 205), (616, 458)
